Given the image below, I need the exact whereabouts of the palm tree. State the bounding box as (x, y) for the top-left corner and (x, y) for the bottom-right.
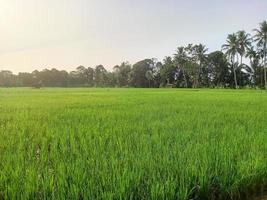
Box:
(193, 44), (208, 87)
(254, 21), (267, 89)
(246, 47), (261, 86)
(237, 30), (251, 67)
(222, 33), (239, 89)
(174, 47), (188, 87)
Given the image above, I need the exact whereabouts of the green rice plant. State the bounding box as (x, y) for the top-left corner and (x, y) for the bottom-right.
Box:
(0, 88), (266, 199)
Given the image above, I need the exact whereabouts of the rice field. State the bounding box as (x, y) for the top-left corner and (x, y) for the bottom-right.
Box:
(0, 88), (266, 200)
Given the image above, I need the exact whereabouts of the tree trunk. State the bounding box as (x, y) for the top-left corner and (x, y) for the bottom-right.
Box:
(233, 66), (238, 89)
(232, 55), (238, 89)
(197, 63), (201, 88)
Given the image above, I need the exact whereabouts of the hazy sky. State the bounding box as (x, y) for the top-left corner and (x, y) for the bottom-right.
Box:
(0, 0), (266, 73)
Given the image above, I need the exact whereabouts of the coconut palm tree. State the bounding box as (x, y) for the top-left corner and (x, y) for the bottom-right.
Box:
(237, 30), (251, 67)
(253, 21), (267, 89)
(174, 47), (189, 87)
(193, 44), (208, 87)
(222, 33), (239, 89)
(246, 47), (262, 86)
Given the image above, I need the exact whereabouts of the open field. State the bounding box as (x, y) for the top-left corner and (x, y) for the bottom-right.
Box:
(0, 88), (266, 200)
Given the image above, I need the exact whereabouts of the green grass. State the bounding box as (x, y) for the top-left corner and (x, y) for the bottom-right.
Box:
(0, 88), (266, 200)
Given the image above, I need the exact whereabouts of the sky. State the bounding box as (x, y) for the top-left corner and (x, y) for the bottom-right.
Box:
(0, 0), (266, 73)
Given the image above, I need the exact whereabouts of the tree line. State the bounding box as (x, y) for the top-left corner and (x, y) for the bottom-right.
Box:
(1, 21), (267, 89)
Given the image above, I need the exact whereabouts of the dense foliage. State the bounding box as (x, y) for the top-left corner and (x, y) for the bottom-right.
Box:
(1, 21), (267, 89)
(0, 88), (266, 200)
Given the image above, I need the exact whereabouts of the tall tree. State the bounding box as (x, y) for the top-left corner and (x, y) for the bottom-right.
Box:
(174, 47), (189, 87)
(237, 30), (251, 68)
(115, 62), (131, 87)
(95, 65), (108, 87)
(193, 44), (208, 87)
(86, 67), (95, 86)
(160, 57), (176, 86)
(208, 51), (230, 87)
(246, 47), (262, 86)
(145, 70), (153, 88)
(130, 59), (154, 87)
(0, 70), (15, 87)
(253, 21), (267, 89)
(75, 66), (88, 85)
(222, 33), (239, 89)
